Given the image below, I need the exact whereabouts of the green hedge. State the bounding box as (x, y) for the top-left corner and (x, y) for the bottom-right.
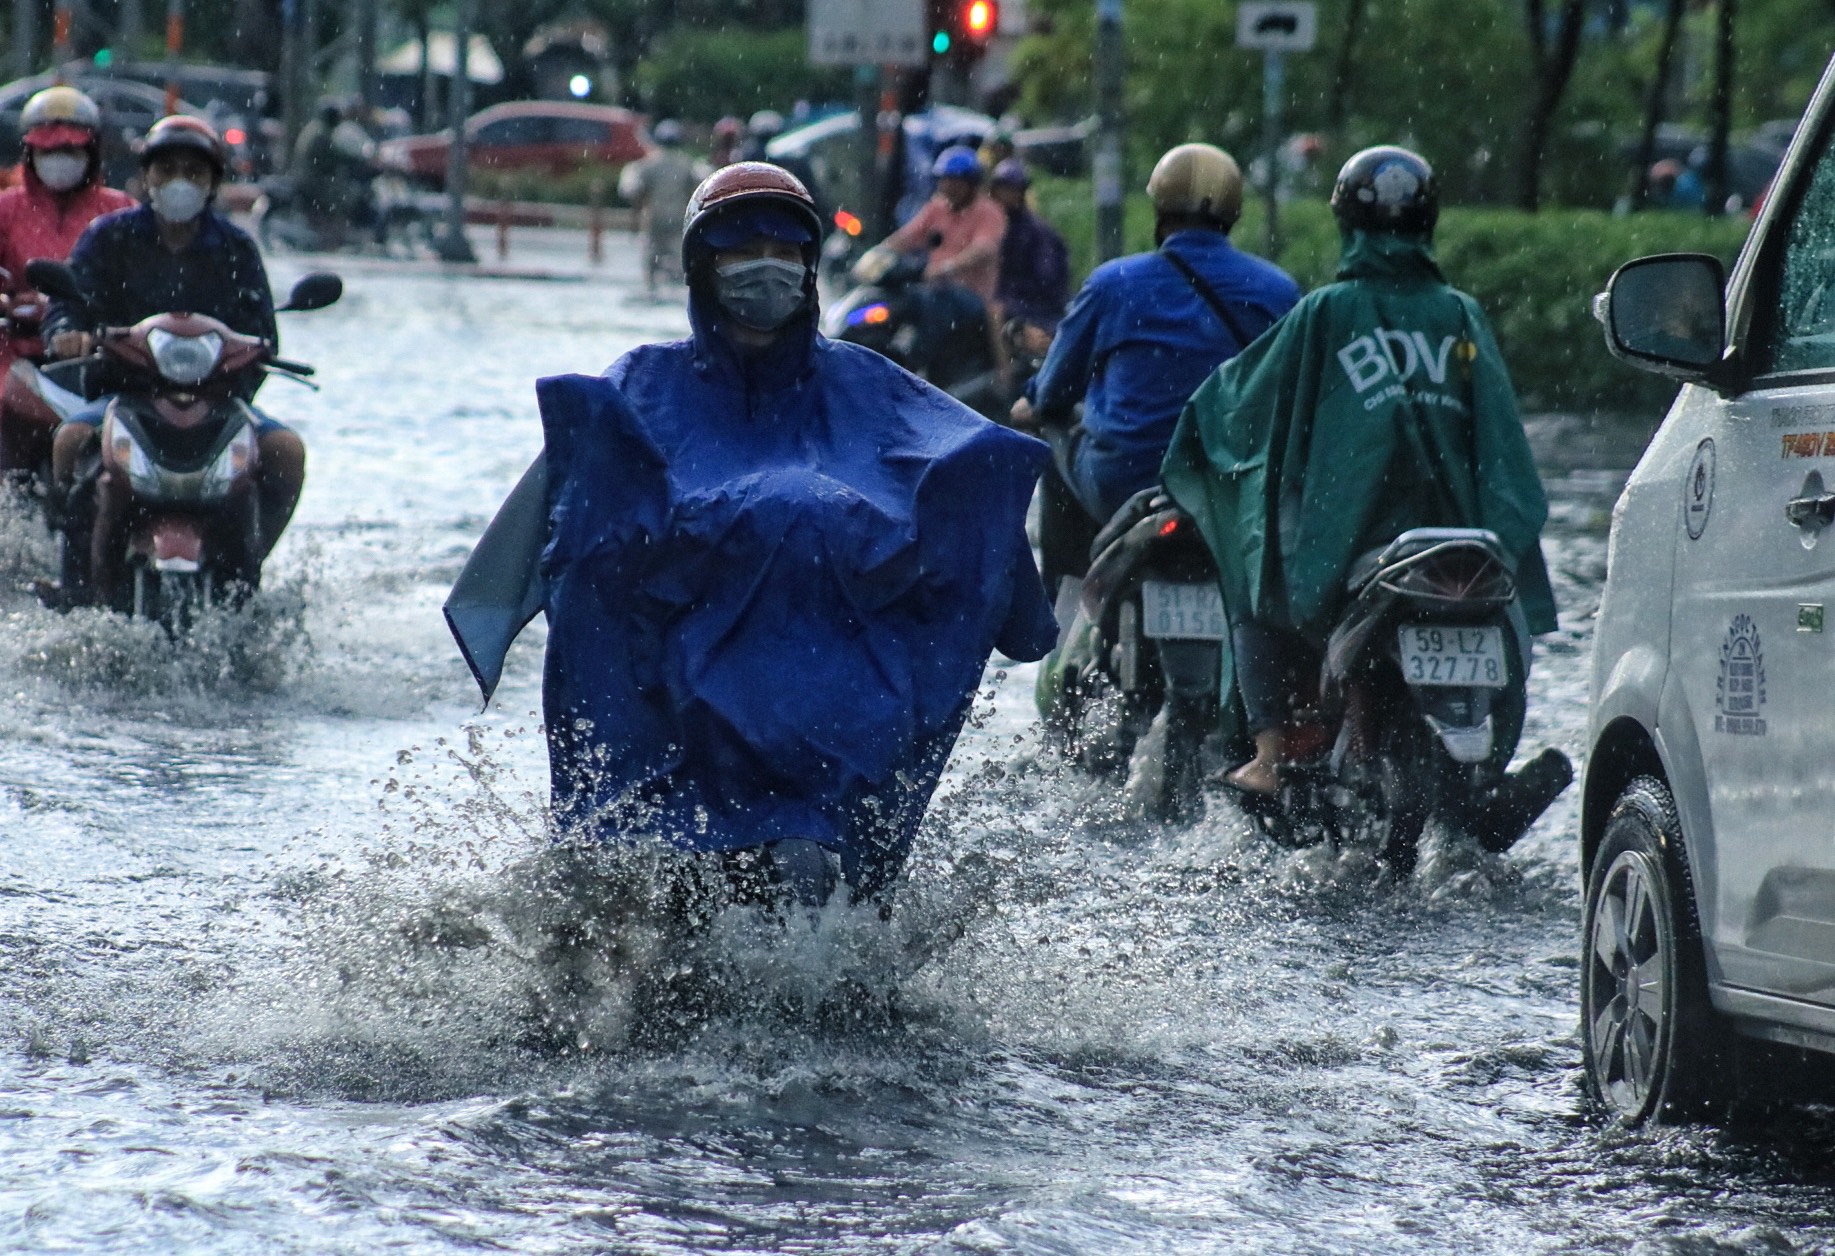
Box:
(1032, 178), (1753, 415)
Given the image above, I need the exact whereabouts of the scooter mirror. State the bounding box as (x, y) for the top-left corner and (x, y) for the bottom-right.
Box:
(280, 272), (343, 312)
(24, 259), (83, 304)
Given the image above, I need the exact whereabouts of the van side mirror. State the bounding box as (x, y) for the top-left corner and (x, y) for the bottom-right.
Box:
(1593, 253), (1726, 382)
(280, 271), (343, 312)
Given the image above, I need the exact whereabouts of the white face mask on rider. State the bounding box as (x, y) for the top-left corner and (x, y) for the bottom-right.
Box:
(714, 257), (809, 332)
(149, 178), (209, 224)
(32, 151), (88, 192)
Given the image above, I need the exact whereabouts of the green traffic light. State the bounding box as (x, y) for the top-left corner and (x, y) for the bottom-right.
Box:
(932, 29), (950, 53)
(94, 47), (112, 66)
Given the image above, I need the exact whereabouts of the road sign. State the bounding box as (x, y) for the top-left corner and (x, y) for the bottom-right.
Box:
(809, 0), (928, 66)
(1235, 1), (1316, 52)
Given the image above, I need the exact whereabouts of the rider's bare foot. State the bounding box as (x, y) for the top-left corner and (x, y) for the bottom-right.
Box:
(1224, 757), (1282, 795)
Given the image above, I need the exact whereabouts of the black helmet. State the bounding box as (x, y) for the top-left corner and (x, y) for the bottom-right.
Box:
(1331, 145), (1437, 235)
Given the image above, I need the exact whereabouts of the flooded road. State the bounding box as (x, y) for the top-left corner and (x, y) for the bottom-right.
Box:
(1, 238), (1832, 1254)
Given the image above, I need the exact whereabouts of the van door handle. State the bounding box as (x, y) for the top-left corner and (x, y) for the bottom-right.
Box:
(1786, 492), (1835, 528)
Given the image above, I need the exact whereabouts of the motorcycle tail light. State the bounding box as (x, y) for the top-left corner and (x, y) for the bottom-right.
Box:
(147, 328), (224, 386)
(200, 426), (256, 499)
(834, 210), (863, 237)
(1158, 518), (1180, 537)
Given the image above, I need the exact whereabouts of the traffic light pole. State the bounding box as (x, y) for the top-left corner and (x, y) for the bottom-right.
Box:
(854, 62), (881, 240)
(1093, 0), (1125, 264)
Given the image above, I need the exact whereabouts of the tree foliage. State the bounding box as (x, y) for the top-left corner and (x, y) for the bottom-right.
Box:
(1011, 0), (1833, 209)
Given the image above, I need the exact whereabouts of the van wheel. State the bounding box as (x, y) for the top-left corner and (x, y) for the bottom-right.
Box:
(1581, 776), (1731, 1124)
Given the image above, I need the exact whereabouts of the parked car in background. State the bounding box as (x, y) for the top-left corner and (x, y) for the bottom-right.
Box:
(64, 61), (280, 178)
(1582, 49), (1835, 1127)
(0, 73), (200, 188)
(378, 101), (650, 189)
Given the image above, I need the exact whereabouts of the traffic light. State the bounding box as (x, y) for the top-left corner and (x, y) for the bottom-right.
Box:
(931, 0), (998, 64)
(962, 0), (996, 43)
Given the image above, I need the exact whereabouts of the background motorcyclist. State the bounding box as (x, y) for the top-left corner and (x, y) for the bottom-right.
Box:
(867, 145), (1006, 376)
(737, 110), (784, 163)
(528, 161), (1055, 908)
(1161, 146), (1557, 795)
(989, 158), (1068, 334)
(290, 99), (375, 241)
(1010, 143), (1301, 595)
(617, 119), (703, 294)
(44, 116), (304, 603)
(0, 87), (135, 377)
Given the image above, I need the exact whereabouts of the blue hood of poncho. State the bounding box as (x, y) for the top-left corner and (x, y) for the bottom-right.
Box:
(529, 290), (1055, 891)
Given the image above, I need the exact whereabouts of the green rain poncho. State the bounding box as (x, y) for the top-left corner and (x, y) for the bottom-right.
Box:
(1161, 230), (1556, 718)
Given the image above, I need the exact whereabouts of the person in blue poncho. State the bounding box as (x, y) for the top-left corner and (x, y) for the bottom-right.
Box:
(446, 163), (1058, 914)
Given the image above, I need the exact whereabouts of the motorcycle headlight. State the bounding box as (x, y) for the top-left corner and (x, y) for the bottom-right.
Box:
(200, 425), (256, 499)
(147, 328), (224, 386)
(104, 414), (160, 496)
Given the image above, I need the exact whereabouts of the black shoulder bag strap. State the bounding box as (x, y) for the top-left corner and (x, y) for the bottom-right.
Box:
(1161, 247), (1264, 351)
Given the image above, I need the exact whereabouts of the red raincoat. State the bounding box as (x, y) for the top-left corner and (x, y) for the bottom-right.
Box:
(0, 164), (134, 371)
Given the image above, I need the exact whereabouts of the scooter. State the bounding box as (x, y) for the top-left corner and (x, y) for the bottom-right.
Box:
(1041, 501), (1572, 873)
(1037, 487), (1225, 823)
(0, 267), (86, 501)
(253, 171), (435, 256)
(25, 259), (341, 625)
(1240, 527), (1574, 875)
(823, 245), (1001, 414)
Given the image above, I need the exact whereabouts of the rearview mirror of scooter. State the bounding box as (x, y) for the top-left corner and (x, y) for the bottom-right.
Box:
(24, 259), (83, 305)
(280, 272), (343, 313)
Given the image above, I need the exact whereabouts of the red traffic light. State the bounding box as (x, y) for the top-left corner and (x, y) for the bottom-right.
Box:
(963, 0), (996, 39)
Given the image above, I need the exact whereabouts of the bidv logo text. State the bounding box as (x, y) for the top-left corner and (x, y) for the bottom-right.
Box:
(1337, 329), (1474, 411)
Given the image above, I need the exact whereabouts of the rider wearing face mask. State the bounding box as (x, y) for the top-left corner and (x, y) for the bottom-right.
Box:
(0, 87), (134, 375)
(452, 163), (1056, 906)
(42, 116), (303, 603)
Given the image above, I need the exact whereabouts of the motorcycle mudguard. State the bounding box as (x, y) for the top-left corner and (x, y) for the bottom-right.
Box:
(145, 519), (204, 572)
(444, 451), (548, 706)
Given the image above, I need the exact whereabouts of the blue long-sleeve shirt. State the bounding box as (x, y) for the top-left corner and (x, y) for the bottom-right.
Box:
(1030, 229), (1301, 515)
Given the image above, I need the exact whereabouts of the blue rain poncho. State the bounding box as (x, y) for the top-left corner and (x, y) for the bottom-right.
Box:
(530, 298), (1056, 891)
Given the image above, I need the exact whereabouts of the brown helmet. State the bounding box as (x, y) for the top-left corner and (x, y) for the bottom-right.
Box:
(1146, 143), (1243, 228)
(681, 161), (823, 275)
(140, 114), (227, 177)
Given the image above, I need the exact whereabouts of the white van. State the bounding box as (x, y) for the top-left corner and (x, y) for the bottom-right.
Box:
(1586, 52), (1835, 1124)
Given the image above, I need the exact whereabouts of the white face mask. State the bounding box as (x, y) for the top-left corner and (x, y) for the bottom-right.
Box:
(149, 178), (209, 224)
(32, 151), (88, 192)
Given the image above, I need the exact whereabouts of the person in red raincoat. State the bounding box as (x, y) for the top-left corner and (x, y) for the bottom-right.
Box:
(0, 86), (135, 376)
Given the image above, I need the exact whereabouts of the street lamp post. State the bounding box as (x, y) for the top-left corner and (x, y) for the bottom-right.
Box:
(1093, 0), (1124, 264)
(435, 0), (479, 263)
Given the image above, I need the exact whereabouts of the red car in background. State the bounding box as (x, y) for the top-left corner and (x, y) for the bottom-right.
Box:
(379, 101), (651, 188)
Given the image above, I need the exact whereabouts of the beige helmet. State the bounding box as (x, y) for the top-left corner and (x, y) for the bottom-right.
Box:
(1147, 143), (1243, 227)
(20, 85), (103, 148)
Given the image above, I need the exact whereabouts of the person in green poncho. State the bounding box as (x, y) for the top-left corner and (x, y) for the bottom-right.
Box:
(1161, 146), (1556, 795)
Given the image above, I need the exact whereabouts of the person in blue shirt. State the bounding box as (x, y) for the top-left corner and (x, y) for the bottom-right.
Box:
(1010, 143), (1301, 594)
